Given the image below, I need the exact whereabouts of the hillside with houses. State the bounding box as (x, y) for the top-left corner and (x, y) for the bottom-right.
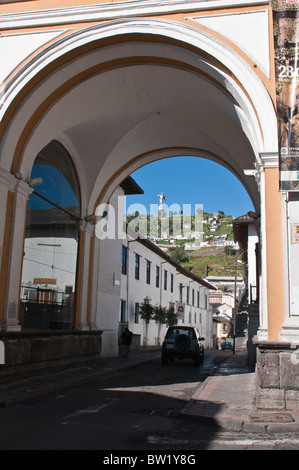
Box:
(125, 210), (241, 278)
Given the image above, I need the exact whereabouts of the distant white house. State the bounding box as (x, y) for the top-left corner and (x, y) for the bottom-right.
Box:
(213, 302), (233, 319)
(212, 302), (234, 346)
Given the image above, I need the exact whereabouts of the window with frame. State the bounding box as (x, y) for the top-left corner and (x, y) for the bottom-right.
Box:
(197, 291), (200, 308)
(122, 246), (128, 275)
(187, 286), (190, 305)
(135, 254), (140, 280)
(156, 265), (160, 288)
(134, 303), (139, 324)
(192, 288), (195, 306)
(146, 260), (151, 284)
(120, 299), (126, 322)
(171, 273), (174, 293)
(179, 283), (183, 302)
(164, 270), (168, 290)
(20, 140), (80, 331)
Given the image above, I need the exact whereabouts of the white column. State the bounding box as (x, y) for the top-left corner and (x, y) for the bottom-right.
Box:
(254, 156), (268, 341)
(2, 179), (33, 332)
(89, 235), (100, 330)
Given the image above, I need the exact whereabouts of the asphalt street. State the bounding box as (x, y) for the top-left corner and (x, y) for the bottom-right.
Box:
(0, 349), (299, 452)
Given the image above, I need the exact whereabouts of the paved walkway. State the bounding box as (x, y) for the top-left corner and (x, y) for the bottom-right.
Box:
(180, 350), (299, 434)
(1, 347), (299, 434)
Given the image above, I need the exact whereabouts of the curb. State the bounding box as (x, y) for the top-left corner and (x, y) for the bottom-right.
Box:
(179, 378), (299, 434)
(178, 352), (299, 434)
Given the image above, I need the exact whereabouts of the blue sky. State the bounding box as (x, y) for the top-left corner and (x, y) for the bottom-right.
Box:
(125, 157), (254, 218)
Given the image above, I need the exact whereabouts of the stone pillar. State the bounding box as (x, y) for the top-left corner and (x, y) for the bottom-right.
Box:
(255, 153), (285, 342)
(1, 178), (33, 332)
(256, 343), (299, 411)
(88, 235), (100, 330)
(75, 220), (95, 331)
(252, 153), (299, 410)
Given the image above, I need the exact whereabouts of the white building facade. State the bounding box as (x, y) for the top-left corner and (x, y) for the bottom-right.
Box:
(119, 237), (214, 350)
(96, 184), (215, 357)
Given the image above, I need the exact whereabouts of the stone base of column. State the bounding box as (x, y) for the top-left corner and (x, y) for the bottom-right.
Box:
(1, 319), (21, 332)
(77, 322), (99, 331)
(255, 341), (299, 411)
(280, 317), (299, 343)
(77, 322), (90, 331)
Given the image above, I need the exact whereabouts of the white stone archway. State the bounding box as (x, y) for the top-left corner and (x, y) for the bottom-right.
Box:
(0, 18), (277, 338)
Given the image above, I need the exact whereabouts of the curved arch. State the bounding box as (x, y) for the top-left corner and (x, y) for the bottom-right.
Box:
(0, 18), (276, 153)
(54, 134), (89, 218)
(91, 146), (257, 213)
(0, 18), (277, 221)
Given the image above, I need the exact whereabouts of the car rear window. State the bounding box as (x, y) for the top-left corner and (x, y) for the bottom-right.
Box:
(166, 328), (196, 339)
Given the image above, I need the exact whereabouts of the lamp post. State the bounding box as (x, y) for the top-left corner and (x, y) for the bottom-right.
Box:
(224, 251), (247, 354)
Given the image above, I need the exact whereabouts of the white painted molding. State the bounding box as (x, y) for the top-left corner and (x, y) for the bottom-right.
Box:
(0, 0), (270, 29)
(259, 152), (279, 168)
(0, 167), (17, 191)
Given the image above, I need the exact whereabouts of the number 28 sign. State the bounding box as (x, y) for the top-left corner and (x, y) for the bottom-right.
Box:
(278, 65), (299, 79)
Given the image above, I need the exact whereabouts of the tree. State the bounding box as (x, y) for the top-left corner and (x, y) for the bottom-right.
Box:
(168, 245), (189, 264)
(153, 304), (179, 344)
(153, 304), (168, 345)
(139, 299), (179, 345)
(153, 304), (168, 324)
(139, 297), (154, 323)
(166, 306), (179, 326)
(139, 297), (154, 345)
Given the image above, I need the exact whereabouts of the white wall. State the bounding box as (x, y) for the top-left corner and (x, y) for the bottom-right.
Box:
(95, 188), (214, 356)
(247, 222), (258, 303)
(121, 239), (178, 346)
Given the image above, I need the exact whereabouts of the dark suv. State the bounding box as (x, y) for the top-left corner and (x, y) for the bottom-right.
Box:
(161, 326), (205, 367)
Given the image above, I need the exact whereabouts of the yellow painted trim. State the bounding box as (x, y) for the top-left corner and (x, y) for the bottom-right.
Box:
(17, 200), (28, 322)
(0, 190), (14, 325)
(264, 167), (285, 341)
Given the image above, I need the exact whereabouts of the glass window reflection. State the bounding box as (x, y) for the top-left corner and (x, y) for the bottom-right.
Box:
(20, 141), (80, 331)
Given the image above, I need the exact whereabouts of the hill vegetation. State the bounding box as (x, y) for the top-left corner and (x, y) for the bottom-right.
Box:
(126, 209), (240, 278)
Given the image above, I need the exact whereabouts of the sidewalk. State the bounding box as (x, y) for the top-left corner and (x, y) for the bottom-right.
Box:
(180, 350), (299, 434)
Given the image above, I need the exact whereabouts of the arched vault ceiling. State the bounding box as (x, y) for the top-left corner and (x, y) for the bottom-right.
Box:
(24, 63), (259, 209)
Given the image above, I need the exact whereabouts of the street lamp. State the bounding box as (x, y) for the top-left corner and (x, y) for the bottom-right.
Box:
(223, 251), (247, 354)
